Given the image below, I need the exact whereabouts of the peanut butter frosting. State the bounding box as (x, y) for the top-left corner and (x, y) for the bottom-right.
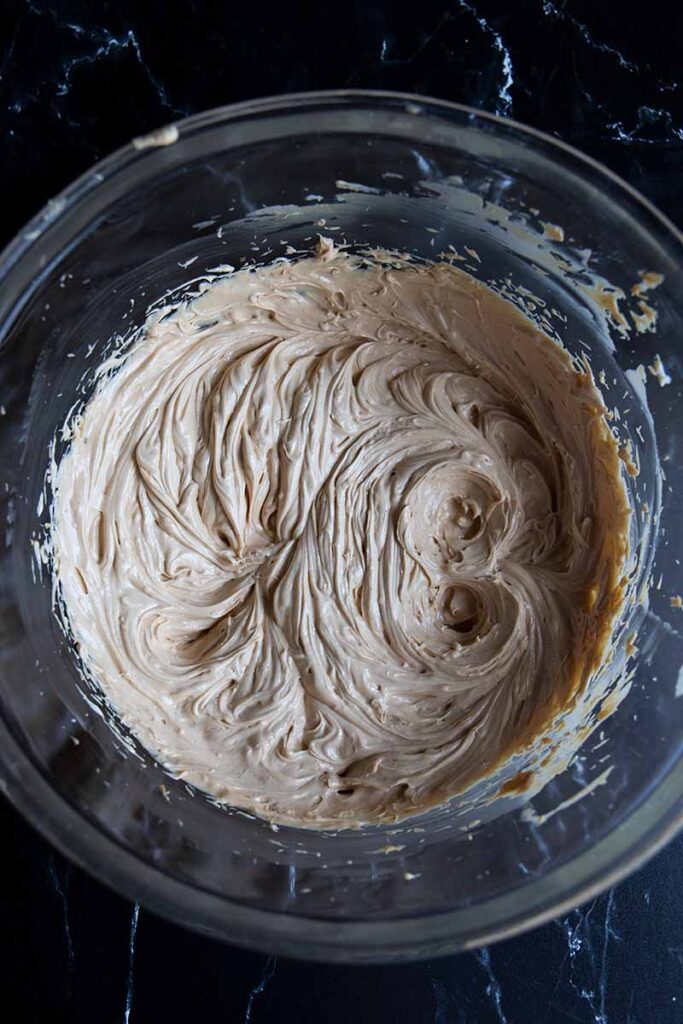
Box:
(53, 242), (629, 827)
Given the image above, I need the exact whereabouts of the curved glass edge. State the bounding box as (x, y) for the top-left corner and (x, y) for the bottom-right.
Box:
(1, 706), (681, 963)
(1, 90), (682, 296)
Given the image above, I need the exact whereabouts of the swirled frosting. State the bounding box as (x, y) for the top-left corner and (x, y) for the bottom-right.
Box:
(54, 242), (629, 827)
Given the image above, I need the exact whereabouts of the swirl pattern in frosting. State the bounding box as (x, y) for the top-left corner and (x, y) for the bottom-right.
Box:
(53, 242), (629, 827)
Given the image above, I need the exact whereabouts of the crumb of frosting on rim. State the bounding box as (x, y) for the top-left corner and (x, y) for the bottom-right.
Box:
(632, 299), (658, 334)
(314, 234), (339, 260)
(630, 271), (664, 334)
(580, 280), (630, 337)
(132, 124), (179, 149)
(648, 354), (672, 386)
(541, 221), (565, 242)
(631, 270), (664, 297)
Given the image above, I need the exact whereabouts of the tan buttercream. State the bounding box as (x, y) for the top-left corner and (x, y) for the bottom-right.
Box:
(53, 243), (629, 827)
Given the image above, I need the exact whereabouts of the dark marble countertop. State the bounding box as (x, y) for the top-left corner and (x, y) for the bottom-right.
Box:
(1, 2), (682, 1021)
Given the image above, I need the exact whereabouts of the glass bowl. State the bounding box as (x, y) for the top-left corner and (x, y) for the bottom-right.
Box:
(0, 91), (681, 963)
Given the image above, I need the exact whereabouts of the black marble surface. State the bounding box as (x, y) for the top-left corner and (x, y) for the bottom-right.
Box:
(1, 1), (682, 1021)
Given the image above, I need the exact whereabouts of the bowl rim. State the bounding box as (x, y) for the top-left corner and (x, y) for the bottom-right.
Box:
(1, 88), (682, 963)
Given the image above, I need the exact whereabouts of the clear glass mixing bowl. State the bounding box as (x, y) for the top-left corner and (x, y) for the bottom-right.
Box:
(0, 91), (681, 963)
